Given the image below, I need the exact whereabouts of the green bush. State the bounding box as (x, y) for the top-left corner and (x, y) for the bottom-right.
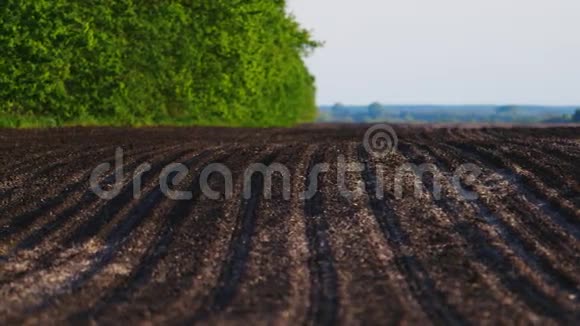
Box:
(0, 0), (319, 127)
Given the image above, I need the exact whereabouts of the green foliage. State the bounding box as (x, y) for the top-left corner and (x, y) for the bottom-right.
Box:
(0, 0), (319, 127)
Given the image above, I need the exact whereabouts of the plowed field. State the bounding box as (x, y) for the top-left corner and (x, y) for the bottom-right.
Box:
(0, 125), (578, 325)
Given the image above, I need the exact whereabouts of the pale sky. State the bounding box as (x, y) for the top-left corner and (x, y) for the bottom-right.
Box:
(287, 0), (580, 105)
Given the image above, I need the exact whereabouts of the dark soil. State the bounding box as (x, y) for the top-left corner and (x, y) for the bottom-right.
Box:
(0, 124), (578, 325)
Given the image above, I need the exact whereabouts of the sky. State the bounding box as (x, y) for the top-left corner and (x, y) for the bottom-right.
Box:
(287, 0), (580, 105)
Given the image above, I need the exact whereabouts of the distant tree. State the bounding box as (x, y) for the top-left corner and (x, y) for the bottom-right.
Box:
(496, 106), (519, 115)
(331, 103), (349, 119)
(332, 102), (345, 111)
(368, 102), (384, 120)
(573, 109), (580, 122)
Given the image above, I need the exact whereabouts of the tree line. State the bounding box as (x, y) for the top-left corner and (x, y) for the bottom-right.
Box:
(319, 103), (580, 124)
(0, 0), (319, 127)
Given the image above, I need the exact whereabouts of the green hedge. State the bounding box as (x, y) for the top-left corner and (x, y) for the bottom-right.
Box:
(0, 0), (319, 127)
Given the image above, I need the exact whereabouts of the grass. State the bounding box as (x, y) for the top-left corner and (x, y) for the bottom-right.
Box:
(0, 113), (294, 129)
